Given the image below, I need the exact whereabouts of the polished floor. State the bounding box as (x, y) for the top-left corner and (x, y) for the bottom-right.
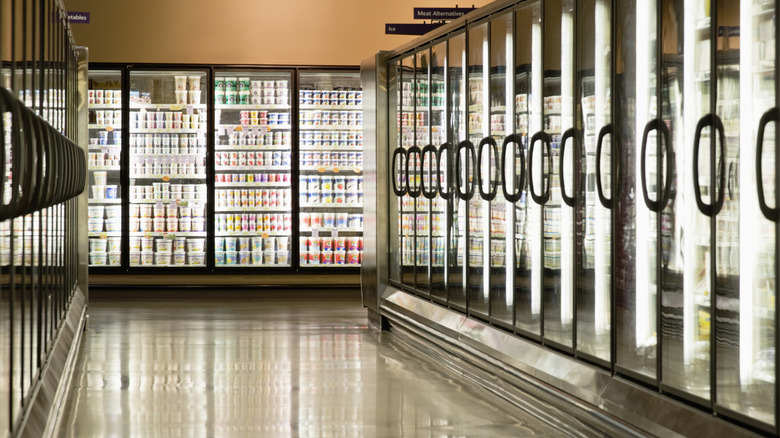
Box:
(58, 297), (571, 437)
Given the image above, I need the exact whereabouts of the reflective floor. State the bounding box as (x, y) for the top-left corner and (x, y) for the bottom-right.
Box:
(58, 298), (569, 437)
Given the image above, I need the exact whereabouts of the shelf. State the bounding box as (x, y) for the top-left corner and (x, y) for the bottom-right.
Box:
(301, 203), (363, 209)
(130, 153), (202, 159)
(214, 145), (291, 151)
(301, 264), (361, 268)
(89, 104), (121, 110)
(131, 128), (203, 134)
(130, 199), (205, 204)
(89, 146), (121, 151)
(215, 104), (291, 111)
(215, 231), (291, 237)
(299, 146), (363, 152)
(130, 103), (208, 110)
(215, 166), (289, 172)
(215, 182), (291, 188)
(299, 104), (362, 111)
(89, 124), (121, 130)
(299, 166), (362, 174)
(89, 232), (122, 237)
(216, 263), (293, 267)
(130, 174), (207, 179)
(300, 228), (364, 233)
(299, 125), (362, 131)
(90, 166), (121, 171)
(129, 232), (208, 237)
(215, 207), (290, 213)
(218, 123), (292, 130)
(89, 199), (122, 204)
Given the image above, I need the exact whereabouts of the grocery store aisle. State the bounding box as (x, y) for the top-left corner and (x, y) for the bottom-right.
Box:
(57, 297), (570, 437)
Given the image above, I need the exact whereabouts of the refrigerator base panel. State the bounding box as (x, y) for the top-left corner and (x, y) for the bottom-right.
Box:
(379, 290), (762, 438)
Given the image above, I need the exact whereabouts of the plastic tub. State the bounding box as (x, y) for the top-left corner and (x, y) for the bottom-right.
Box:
(88, 205), (105, 219)
(89, 253), (107, 265)
(87, 218), (103, 233)
(174, 237), (187, 252)
(107, 237), (121, 252)
(108, 252), (121, 266)
(129, 251), (141, 266)
(225, 251), (237, 265)
(173, 251), (187, 266)
(156, 239), (172, 253)
(89, 238), (107, 253)
(105, 205), (122, 219)
(215, 251), (225, 265)
(154, 252), (171, 266)
(239, 251), (251, 265)
(105, 219), (121, 232)
(189, 253), (205, 266)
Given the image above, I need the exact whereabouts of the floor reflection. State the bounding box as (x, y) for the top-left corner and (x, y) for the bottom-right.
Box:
(59, 299), (564, 437)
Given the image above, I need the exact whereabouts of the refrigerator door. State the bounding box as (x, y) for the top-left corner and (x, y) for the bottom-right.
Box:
(415, 49), (432, 296)
(431, 42), (448, 302)
(717, 0), (777, 428)
(87, 69), (123, 268)
(399, 55), (416, 287)
(298, 71), (363, 269)
(542, 0), (574, 349)
(514, 1), (543, 337)
(489, 12), (514, 327)
(215, 71), (293, 268)
(448, 32), (469, 310)
(468, 21), (490, 319)
(575, 0), (612, 364)
(614, 0), (660, 380)
(389, 59), (403, 284)
(127, 70), (209, 268)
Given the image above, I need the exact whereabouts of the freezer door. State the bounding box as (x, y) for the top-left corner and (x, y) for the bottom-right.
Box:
(468, 21), (490, 319)
(614, 0), (660, 381)
(488, 12), (514, 327)
(448, 33), (469, 310)
(399, 55), (416, 287)
(575, 0), (612, 364)
(430, 42), (448, 302)
(514, 1), (543, 337)
(414, 49), (433, 296)
(389, 60), (403, 284)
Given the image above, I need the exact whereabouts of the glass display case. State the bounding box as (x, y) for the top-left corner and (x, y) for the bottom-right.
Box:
(213, 71), (293, 267)
(127, 69), (209, 268)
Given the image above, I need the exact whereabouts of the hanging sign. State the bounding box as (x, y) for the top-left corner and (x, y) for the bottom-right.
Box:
(413, 7), (476, 20)
(67, 12), (90, 24)
(385, 22), (446, 35)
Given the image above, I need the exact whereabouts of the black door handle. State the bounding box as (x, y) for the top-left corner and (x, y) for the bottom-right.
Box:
(477, 137), (499, 201)
(406, 145), (423, 198)
(528, 131), (552, 205)
(693, 114), (726, 217)
(501, 134), (525, 203)
(595, 124), (613, 209)
(421, 144), (439, 200)
(437, 142), (454, 200)
(455, 140), (476, 201)
(640, 119), (673, 213)
(391, 147), (408, 197)
(756, 107), (779, 222)
(560, 128), (578, 207)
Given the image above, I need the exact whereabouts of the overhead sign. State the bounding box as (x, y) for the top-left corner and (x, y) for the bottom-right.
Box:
(413, 7), (476, 20)
(67, 12), (90, 24)
(386, 22), (446, 35)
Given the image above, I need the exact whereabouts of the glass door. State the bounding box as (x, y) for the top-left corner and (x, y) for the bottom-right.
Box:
(214, 71), (293, 267)
(488, 13), (514, 327)
(448, 33), (469, 311)
(468, 21), (490, 319)
(399, 55), (416, 287)
(128, 69), (209, 268)
(514, 1), (543, 337)
(415, 49), (432, 296)
(614, 0), (661, 381)
(575, 0), (612, 364)
(430, 42), (448, 302)
(718, 0), (777, 429)
(298, 71), (362, 268)
(87, 69), (123, 267)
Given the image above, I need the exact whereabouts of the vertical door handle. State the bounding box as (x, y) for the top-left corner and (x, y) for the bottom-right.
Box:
(437, 142), (454, 200)
(640, 118), (673, 212)
(477, 137), (499, 201)
(406, 145), (423, 198)
(560, 128), (578, 207)
(693, 114), (726, 217)
(456, 140), (476, 201)
(501, 134), (525, 203)
(528, 131), (552, 205)
(421, 144), (439, 200)
(756, 107), (779, 222)
(595, 124), (613, 209)
(391, 147), (408, 197)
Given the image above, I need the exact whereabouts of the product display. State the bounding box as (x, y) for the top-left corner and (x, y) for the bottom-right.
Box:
(298, 72), (364, 266)
(87, 70), (123, 266)
(214, 72), (293, 266)
(128, 70), (208, 267)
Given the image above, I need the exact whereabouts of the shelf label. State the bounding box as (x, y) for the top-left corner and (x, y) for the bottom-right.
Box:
(162, 175), (170, 182)
(171, 105), (184, 111)
(332, 230), (339, 238)
(234, 126), (243, 132)
(312, 229), (319, 238)
(262, 233), (270, 239)
(353, 168), (361, 174)
(318, 167), (326, 173)
(332, 167), (340, 173)
(100, 233), (107, 239)
(105, 125), (113, 132)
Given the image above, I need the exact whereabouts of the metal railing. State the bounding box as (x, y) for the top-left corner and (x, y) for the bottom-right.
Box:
(0, 0), (85, 436)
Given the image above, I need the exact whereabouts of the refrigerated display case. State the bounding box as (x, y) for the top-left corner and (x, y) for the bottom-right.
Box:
(127, 69), (209, 268)
(87, 69), (123, 267)
(214, 71), (293, 267)
(298, 71), (364, 268)
(367, 0), (780, 435)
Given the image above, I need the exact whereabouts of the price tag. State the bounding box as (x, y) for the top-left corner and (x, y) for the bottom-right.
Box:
(262, 233), (270, 239)
(156, 201), (164, 209)
(354, 168), (361, 174)
(332, 229), (339, 238)
(312, 228), (319, 238)
(178, 200), (189, 207)
(105, 125), (113, 132)
(162, 175), (171, 182)
(171, 105), (184, 111)
(318, 167), (326, 173)
(332, 167), (340, 173)
(100, 233), (108, 239)
(144, 232), (152, 238)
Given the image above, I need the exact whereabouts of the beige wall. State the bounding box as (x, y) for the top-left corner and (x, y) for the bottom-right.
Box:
(64, 0), (493, 66)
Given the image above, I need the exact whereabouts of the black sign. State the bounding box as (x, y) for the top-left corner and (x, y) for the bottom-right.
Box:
(385, 22), (446, 35)
(67, 11), (90, 24)
(413, 7), (476, 20)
